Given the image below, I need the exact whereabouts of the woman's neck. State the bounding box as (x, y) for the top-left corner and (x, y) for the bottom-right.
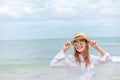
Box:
(80, 50), (85, 54)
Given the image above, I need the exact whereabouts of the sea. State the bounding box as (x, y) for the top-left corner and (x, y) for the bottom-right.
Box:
(0, 37), (120, 80)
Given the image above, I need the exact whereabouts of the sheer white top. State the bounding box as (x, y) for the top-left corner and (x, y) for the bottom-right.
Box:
(50, 51), (112, 80)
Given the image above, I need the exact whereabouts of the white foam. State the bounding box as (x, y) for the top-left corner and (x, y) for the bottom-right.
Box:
(112, 56), (120, 62)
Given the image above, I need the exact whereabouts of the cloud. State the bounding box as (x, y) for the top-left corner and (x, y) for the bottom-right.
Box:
(0, 0), (33, 17)
(0, 0), (120, 40)
(0, 0), (119, 18)
(89, 0), (120, 15)
(48, 0), (120, 16)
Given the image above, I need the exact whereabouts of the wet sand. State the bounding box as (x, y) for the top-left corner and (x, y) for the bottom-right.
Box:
(0, 62), (120, 80)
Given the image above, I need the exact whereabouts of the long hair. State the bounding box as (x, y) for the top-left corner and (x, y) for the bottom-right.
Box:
(74, 40), (90, 68)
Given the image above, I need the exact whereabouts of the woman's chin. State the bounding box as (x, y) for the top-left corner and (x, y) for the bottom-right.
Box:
(77, 49), (84, 53)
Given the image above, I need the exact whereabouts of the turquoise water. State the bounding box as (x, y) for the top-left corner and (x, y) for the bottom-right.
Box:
(0, 37), (120, 64)
(0, 38), (120, 80)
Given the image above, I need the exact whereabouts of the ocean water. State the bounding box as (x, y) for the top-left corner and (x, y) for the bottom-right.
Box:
(0, 38), (120, 80)
(0, 37), (120, 63)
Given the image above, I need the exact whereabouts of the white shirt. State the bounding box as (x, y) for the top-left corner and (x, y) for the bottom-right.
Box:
(50, 51), (112, 80)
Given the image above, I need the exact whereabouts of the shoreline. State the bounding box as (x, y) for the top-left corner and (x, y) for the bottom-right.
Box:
(0, 62), (119, 80)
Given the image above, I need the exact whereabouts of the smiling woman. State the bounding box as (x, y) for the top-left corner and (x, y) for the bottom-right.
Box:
(50, 32), (112, 80)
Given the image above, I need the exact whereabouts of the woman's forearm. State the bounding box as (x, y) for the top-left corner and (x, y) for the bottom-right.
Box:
(95, 46), (106, 56)
(89, 40), (106, 56)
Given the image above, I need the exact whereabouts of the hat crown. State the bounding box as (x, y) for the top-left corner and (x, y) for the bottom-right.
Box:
(70, 32), (90, 45)
(74, 32), (87, 38)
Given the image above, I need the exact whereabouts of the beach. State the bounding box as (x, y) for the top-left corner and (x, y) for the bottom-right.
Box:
(0, 62), (120, 80)
(0, 38), (120, 80)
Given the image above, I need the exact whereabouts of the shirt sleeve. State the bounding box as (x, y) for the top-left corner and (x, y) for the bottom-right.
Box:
(50, 51), (68, 68)
(91, 52), (112, 66)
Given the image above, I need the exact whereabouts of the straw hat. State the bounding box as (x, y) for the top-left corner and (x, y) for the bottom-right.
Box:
(70, 32), (91, 45)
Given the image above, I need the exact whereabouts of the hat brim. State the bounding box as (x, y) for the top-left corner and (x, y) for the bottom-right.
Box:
(70, 37), (90, 45)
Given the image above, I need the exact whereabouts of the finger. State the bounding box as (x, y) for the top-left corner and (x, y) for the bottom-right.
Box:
(66, 41), (70, 45)
(92, 40), (96, 44)
(65, 42), (69, 46)
(90, 40), (93, 43)
(91, 40), (96, 44)
(65, 43), (67, 46)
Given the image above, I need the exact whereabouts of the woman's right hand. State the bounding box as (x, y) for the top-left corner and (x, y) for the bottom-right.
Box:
(62, 41), (71, 53)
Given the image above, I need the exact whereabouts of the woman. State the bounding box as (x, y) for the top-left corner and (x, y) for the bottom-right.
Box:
(50, 32), (112, 80)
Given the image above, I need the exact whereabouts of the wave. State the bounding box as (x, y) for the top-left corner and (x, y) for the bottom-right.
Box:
(112, 56), (120, 62)
(100, 42), (120, 45)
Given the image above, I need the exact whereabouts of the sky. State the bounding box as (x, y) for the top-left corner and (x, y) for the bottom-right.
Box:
(0, 0), (120, 40)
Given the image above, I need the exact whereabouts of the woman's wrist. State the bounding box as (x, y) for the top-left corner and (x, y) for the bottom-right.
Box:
(95, 46), (106, 56)
(61, 48), (67, 53)
(94, 46), (100, 50)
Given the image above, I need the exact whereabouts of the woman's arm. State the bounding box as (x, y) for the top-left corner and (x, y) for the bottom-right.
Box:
(50, 51), (67, 68)
(61, 41), (71, 53)
(89, 40), (106, 56)
(89, 40), (112, 66)
(50, 41), (71, 68)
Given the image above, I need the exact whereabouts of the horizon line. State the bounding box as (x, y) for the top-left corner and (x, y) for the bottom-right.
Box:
(0, 36), (120, 41)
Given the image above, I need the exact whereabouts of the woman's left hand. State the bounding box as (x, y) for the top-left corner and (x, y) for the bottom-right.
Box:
(89, 40), (99, 49)
(89, 40), (106, 56)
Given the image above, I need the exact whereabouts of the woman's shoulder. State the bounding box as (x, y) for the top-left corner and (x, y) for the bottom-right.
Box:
(67, 54), (76, 62)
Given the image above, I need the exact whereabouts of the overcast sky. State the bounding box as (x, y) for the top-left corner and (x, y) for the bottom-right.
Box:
(0, 0), (120, 40)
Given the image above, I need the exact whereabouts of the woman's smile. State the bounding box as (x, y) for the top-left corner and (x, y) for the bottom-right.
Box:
(73, 39), (86, 52)
(75, 45), (85, 52)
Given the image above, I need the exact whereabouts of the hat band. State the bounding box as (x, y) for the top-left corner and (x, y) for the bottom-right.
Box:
(74, 36), (82, 39)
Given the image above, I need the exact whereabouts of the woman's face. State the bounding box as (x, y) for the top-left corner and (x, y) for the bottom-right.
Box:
(73, 39), (86, 53)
